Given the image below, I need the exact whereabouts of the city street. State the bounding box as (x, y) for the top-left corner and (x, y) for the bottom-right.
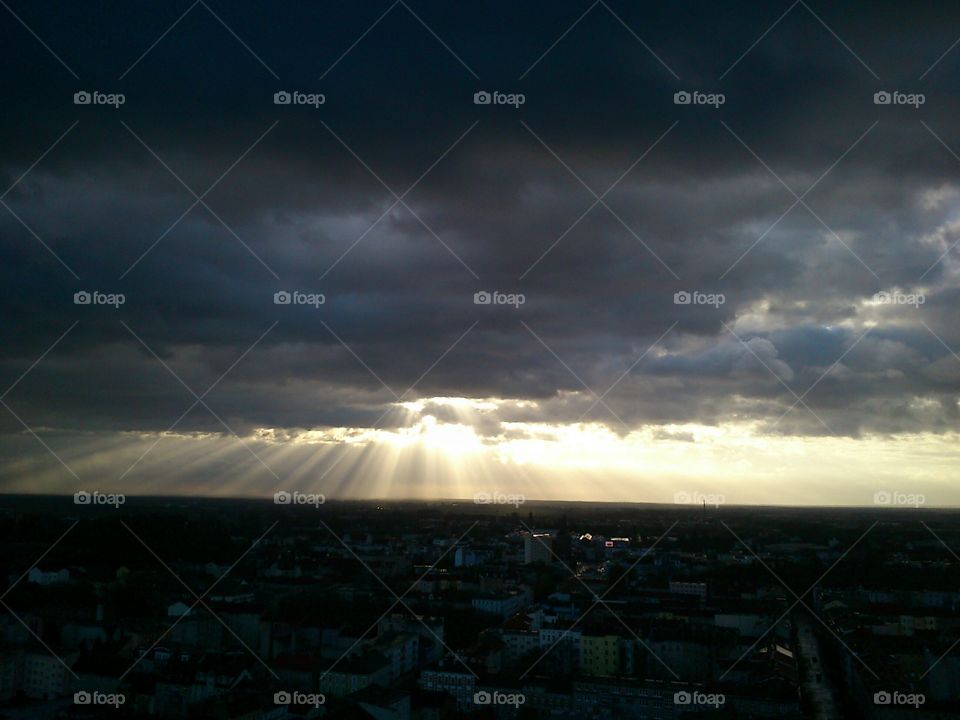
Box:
(795, 613), (842, 720)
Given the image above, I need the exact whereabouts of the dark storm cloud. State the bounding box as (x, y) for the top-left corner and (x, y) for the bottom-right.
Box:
(2, 0), (960, 453)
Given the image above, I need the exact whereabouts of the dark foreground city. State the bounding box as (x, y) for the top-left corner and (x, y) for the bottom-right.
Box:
(0, 496), (957, 719)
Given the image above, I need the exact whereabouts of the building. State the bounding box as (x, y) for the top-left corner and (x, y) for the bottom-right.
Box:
(211, 602), (263, 649)
(418, 666), (476, 712)
(538, 625), (581, 674)
(454, 547), (479, 567)
(572, 679), (679, 720)
(580, 634), (621, 677)
(645, 632), (714, 681)
(379, 615), (444, 666)
(166, 602), (193, 618)
(472, 591), (528, 619)
(0, 651), (21, 702)
(374, 632), (419, 681)
(27, 568), (69, 586)
(500, 629), (539, 668)
(319, 650), (391, 698)
(23, 652), (70, 699)
(524, 534), (553, 565)
(669, 581), (707, 601)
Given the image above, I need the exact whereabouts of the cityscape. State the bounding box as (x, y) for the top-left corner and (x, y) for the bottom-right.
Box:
(3, 0), (960, 717)
(0, 497), (958, 718)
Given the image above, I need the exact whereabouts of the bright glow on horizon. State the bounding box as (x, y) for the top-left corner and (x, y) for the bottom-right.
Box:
(5, 395), (959, 507)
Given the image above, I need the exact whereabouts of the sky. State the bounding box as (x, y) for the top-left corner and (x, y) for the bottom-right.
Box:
(2, 1), (960, 506)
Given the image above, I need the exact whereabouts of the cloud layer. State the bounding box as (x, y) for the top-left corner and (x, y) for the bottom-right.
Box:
(2, 1), (960, 500)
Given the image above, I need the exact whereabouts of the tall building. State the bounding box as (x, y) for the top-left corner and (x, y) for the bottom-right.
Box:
(524, 533), (553, 565)
(555, 514), (573, 565)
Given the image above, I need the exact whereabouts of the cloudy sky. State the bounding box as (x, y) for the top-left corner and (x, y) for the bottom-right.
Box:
(2, 0), (960, 506)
